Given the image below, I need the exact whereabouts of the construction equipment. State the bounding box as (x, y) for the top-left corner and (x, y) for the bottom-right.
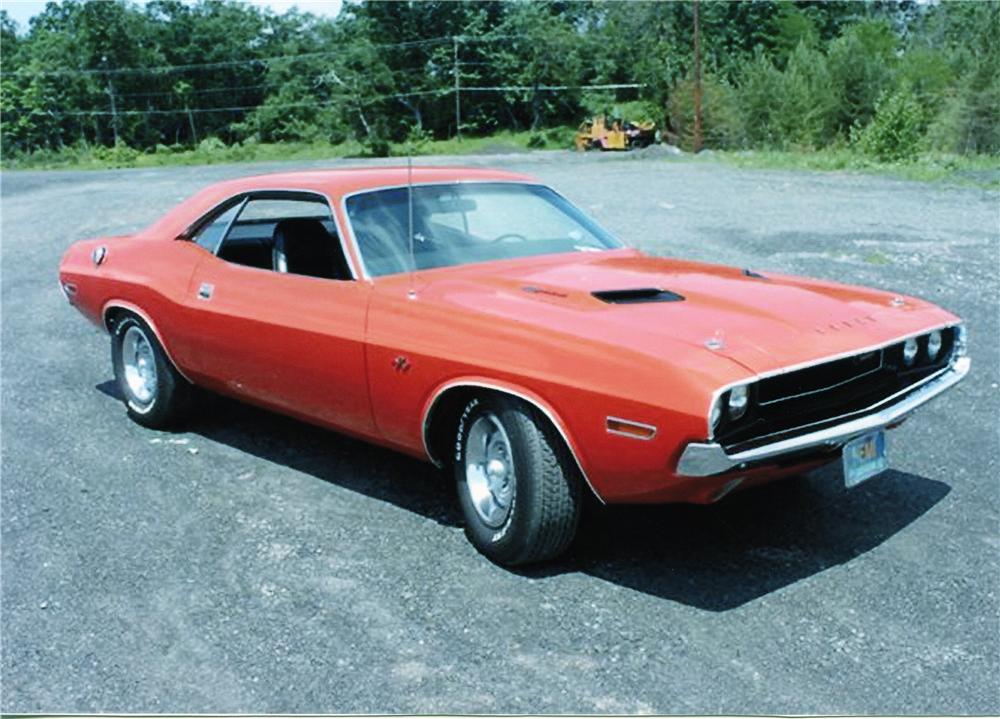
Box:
(575, 115), (657, 151)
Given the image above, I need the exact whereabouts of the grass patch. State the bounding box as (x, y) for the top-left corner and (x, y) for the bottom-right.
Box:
(864, 251), (893, 265)
(704, 148), (1000, 189)
(3, 130), (997, 191)
(1, 128), (577, 171)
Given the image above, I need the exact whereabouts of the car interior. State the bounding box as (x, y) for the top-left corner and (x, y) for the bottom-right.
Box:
(202, 197), (353, 280)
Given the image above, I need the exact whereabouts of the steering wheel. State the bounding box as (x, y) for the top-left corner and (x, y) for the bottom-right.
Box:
(489, 232), (529, 244)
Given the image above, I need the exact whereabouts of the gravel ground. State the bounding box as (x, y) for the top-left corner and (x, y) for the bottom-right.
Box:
(2, 151), (998, 714)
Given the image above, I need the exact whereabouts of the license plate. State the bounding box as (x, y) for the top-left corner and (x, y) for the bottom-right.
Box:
(843, 430), (888, 488)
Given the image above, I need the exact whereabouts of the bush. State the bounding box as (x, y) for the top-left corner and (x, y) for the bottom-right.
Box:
(852, 86), (924, 162)
(526, 132), (546, 149)
(399, 126), (433, 155)
(924, 51), (1000, 155)
(154, 143), (187, 155)
(92, 141), (140, 167)
(668, 73), (743, 151)
(826, 20), (899, 135)
(196, 136), (227, 153)
(737, 43), (834, 149)
(543, 127), (576, 148)
(362, 134), (390, 158)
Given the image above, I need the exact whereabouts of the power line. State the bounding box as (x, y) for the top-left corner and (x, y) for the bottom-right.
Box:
(5, 34), (524, 78)
(122, 82), (281, 100)
(467, 83), (646, 92)
(117, 60), (447, 101)
(5, 83), (645, 119)
(11, 88), (449, 117)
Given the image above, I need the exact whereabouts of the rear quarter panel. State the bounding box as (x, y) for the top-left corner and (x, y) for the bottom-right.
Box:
(59, 235), (205, 368)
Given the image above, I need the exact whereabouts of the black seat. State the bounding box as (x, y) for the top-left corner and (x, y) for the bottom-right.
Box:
(271, 218), (351, 280)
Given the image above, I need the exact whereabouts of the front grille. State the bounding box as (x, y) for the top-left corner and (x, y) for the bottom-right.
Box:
(714, 327), (956, 452)
(756, 350), (883, 405)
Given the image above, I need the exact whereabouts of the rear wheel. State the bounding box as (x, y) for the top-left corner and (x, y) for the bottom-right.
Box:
(454, 394), (582, 566)
(111, 314), (192, 428)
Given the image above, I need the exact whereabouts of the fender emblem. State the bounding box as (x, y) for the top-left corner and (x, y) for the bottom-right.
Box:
(392, 356), (411, 372)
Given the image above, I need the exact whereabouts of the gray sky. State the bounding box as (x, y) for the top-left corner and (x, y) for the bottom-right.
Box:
(1, 0), (344, 31)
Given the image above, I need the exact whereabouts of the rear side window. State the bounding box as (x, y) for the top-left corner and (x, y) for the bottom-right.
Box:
(238, 198), (328, 222)
(190, 193), (352, 281)
(219, 198), (335, 267)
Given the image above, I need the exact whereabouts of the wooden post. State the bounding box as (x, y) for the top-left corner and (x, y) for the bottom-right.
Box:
(106, 78), (120, 146)
(453, 35), (461, 140)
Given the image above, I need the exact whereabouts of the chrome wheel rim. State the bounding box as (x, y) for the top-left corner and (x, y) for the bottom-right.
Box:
(122, 325), (157, 406)
(464, 413), (516, 528)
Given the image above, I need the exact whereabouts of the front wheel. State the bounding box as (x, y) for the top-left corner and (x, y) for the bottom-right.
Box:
(111, 314), (192, 429)
(454, 395), (583, 566)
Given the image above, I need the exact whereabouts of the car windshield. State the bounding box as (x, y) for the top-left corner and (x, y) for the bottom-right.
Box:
(344, 182), (622, 277)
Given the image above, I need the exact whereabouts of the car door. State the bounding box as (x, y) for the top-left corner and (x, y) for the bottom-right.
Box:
(178, 191), (376, 436)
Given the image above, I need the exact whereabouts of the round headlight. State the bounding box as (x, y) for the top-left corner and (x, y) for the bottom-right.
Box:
(902, 337), (919, 366)
(927, 330), (942, 360)
(728, 384), (749, 420)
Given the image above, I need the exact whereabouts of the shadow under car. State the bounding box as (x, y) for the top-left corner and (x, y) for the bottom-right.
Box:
(97, 380), (950, 611)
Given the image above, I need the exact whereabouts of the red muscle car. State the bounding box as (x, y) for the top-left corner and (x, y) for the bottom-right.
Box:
(59, 167), (970, 565)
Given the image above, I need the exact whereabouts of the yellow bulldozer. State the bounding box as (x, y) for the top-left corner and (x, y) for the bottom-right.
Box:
(575, 115), (657, 151)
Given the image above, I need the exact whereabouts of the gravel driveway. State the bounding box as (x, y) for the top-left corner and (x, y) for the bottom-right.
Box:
(2, 151), (998, 713)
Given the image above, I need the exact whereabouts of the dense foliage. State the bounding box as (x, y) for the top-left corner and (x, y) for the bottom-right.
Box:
(1, 0), (998, 159)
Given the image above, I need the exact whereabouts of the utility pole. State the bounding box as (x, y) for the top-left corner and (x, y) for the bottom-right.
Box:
(106, 79), (120, 146)
(102, 55), (120, 146)
(692, 0), (703, 154)
(453, 35), (461, 141)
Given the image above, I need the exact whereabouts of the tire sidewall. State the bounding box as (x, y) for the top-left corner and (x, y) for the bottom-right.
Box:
(111, 315), (177, 424)
(454, 396), (535, 562)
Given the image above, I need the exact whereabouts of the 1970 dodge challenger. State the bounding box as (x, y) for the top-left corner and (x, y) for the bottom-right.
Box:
(59, 167), (970, 565)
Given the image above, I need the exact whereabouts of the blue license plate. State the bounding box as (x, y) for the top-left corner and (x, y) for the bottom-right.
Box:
(843, 430), (888, 488)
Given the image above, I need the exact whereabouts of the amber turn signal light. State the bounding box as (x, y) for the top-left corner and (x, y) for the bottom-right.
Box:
(606, 417), (657, 440)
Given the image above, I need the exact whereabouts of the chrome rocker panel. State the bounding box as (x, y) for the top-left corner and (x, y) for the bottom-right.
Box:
(677, 355), (971, 477)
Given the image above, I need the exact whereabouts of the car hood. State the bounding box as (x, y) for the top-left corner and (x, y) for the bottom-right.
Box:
(414, 250), (958, 377)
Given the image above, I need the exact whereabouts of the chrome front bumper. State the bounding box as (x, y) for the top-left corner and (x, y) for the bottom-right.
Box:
(676, 355), (971, 477)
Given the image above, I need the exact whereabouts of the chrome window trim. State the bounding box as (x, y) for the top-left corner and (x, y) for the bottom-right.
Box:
(705, 321), (964, 440)
(339, 180), (624, 281)
(181, 187), (360, 281)
(212, 195), (249, 256)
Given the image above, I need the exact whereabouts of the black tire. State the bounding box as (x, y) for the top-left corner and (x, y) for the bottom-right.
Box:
(111, 313), (193, 429)
(454, 394), (583, 566)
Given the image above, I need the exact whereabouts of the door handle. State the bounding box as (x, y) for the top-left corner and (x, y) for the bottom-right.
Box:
(197, 282), (214, 300)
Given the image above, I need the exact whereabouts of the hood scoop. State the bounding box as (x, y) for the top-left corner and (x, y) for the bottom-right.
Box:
(592, 287), (685, 304)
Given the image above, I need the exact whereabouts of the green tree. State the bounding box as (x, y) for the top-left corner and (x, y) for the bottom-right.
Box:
(827, 18), (898, 134)
(491, 2), (585, 130)
(853, 84), (924, 162)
